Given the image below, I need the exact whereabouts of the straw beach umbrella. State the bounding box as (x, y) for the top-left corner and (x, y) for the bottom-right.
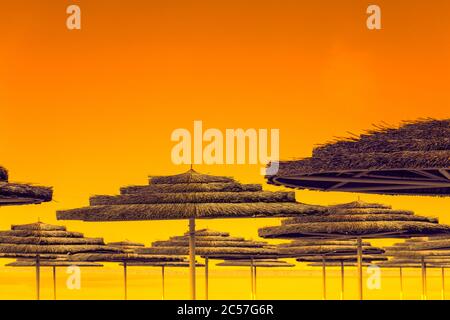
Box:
(0, 167), (52, 206)
(0, 221), (122, 299)
(6, 259), (103, 300)
(377, 258), (450, 300)
(56, 168), (326, 299)
(277, 239), (385, 300)
(139, 228), (281, 300)
(383, 237), (450, 300)
(216, 259), (295, 299)
(259, 200), (450, 299)
(266, 119), (450, 196)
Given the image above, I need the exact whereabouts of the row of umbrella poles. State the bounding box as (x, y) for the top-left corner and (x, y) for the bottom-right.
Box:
(56, 168), (326, 300)
(0, 222), (186, 300)
(4, 221), (450, 300)
(2, 118), (448, 300)
(54, 169), (450, 300)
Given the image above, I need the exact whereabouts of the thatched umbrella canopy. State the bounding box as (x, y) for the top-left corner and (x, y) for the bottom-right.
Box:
(259, 200), (450, 299)
(0, 221), (122, 300)
(277, 239), (385, 300)
(0, 167), (53, 206)
(6, 259), (102, 300)
(383, 236), (450, 300)
(266, 119), (450, 196)
(56, 169), (325, 299)
(217, 259), (294, 300)
(138, 228), (280, 300)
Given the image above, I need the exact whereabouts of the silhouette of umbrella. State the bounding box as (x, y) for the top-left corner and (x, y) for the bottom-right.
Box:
(0, 221), (121, 299)
(57, 169), (325, 299)
(139, 228), (280, 299)
(266, 119), (450, 196)
(0, 167), (52, 206)
(384, 236), (450, 300)
(278, 239), (385, 300)
(259, 200), (450, 299)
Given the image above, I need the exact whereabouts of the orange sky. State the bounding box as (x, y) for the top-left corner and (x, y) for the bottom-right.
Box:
(0, 0), (449, 299)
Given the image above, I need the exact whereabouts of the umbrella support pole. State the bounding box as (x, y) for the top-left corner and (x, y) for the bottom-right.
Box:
(250, 259), (255, 300)
(124, 262), (128, 300)
(161, 266), (165, 300)
(205, 257), (209, 300)
(442, 268), (445, 300)
(421, 258), (427, 300)
(53, 266), (57, 300)
(340, 261), (344, 300)
(322, 256), (326, 300)
(189, 217), (196, 300)
(253, 266), (257, 300)
(35, 255), (40, 301)
(357, 237), (363, 300)
(399, 267), (403, 300)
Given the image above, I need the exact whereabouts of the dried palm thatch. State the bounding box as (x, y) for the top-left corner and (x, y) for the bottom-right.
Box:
(308, 262), (374, 267)
(259, 201), (450, 239)
(278, 239), (370, 247)
(145, 228), (280, 260)
(0, 167), (52, 205)
(138, 246), (279, 259)
(266, 119), (450, 196)
(0, 182), (53, 206)
(217, 260), (295, 267)
(90, 191), (295, 205)
(183, 229), (230, 237)
(107, 240), (145, 253)
(0, 230), (84, 238)
(260, 200), (450, 300)
(56, 169), (325, 300)
(277, 244), (384, 256)
(152, 240), (267, 248)
(0, 222), (122, 255)
(0, 167), (7, 181)
(120, 261), (205, 267)
(57, 169), (326, 221)
(57, 202), (324, 221)
(297, 255), (387, 263)
(67, 253), (185, 262)
(6, 260), (103, 267)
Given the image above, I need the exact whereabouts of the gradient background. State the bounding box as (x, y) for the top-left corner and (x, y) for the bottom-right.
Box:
(0, 0), (449, 299)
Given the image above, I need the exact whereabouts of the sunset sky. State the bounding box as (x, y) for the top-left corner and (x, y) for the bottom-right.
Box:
(1, 0), (449, 299)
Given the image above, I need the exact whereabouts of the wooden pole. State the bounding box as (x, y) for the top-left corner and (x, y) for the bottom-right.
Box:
(189, 217), (196, 300)
(421, 257), (427, 300)
(205, 257), (209, 300)
(250, 258), (255, 300)
(253, 266), (257, 300)
(442, 268), (446, 300)
(399, 267), (403, 300)
(322, 256), (326, 300)
(35, 255), (40, 300)
(53, 266), (57, 300)
(161, 266), (165, 300)
(340, 261), (344, 300)
(357, 237), (363, 300)
(123, 262), (128, 300)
